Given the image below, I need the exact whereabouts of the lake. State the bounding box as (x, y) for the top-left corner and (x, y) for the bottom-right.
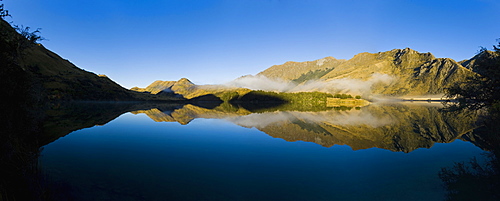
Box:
(38, 102), (490, 200)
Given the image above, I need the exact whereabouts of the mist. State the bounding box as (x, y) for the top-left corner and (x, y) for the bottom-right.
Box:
(225, 73), (395, 96)
(225, 75), (295, 91)
(226, 109), (394, 129)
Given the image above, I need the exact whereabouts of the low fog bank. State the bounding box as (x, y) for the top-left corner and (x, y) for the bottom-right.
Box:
(225, 75), (295, 92)
(225, 73), (395, 97)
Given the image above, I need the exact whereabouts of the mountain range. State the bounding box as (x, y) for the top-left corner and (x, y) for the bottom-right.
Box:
(0, 16), (481, 102)
(258, 48), (474, 96)
(135, 48), (476, 99)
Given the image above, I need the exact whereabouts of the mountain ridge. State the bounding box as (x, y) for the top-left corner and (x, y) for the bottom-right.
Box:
(256, 47), (475, 96)
(136, 48), (476, 98)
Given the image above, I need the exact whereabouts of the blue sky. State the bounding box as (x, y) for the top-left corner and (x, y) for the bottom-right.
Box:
(5, 0), (500, 88)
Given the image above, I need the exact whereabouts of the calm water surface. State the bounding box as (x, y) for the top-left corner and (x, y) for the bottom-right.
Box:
(40, 103), (487, 201)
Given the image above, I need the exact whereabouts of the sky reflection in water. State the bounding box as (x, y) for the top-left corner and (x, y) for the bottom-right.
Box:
(41, 108), (486, 201)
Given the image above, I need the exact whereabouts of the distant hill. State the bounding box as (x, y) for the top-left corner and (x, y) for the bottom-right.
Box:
(132, 78), (251, 100)
(0, 19), (181, 102)
(257, 48), (476, 96)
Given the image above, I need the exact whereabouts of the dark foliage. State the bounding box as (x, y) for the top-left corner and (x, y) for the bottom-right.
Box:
(445, 40), (500, 110)
(189, 94), (223, 109)
(0, 16), (49, 201)
(13, 25), (45, 45)
(230, 91), (287, 111)
(439, 156), (499, 201)
(0, 1), (9, 19)
(333, 93), (353, 99)
(292, 68), (334, 83)
(439, 109), (500, 201)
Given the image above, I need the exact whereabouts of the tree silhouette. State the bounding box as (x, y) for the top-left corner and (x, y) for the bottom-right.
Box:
(445, 39), (500, 110)
(13, 25), (45, 44)
(0, 0), (10, 19)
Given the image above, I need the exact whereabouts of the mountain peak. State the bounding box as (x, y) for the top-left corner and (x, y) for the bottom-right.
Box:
(389, 48), (425, 56)
(177, 78), (193, 84)
(388, 48), (436, 66)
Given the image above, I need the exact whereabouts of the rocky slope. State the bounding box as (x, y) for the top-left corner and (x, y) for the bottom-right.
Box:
(257, 56), (345, 82)
(257, 48), (475, 96)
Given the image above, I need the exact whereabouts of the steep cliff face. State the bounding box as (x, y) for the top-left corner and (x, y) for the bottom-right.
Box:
(256, 48), (475, 96)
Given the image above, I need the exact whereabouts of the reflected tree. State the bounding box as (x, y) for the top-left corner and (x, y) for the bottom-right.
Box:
(439, 108), (500, 200)
(439, 156), (499, 201)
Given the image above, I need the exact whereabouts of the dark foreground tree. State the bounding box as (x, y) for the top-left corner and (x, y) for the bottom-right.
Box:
(445, 40), (500, 110)
(441, 39), (500, 200)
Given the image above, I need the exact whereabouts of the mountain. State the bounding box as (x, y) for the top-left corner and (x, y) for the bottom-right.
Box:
(257, 56), (345, 82)
(132, 78), (251, 100)
(460, 50), (500, 78)
(0, 19), (180, 102)
(258, 48), (475, 96)
(130, 80), (177, 94)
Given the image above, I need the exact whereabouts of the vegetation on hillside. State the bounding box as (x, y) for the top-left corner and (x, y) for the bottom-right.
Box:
(228, 90), (367, 112)
(292, 68), (334, 83)
(445, 40), (500, 110)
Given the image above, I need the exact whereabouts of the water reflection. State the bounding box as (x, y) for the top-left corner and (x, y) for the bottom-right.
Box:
(37, 101), (489, 201)
(2, 100), (496, 200)
(439, 110), (500, 200)
(131, 102), (479, 153)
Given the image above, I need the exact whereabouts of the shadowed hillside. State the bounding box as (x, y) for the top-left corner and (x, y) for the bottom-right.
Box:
(0, 19), (182, 102)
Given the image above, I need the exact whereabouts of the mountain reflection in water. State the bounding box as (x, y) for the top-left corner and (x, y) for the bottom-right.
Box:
(3, 101), (494, 200)
(34, 101), (493, 201)
(130, 102), (478, 153)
